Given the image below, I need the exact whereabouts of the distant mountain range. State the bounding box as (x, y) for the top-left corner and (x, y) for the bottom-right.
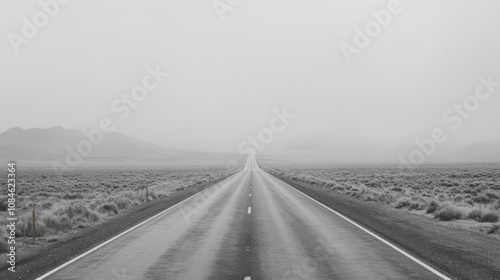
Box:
(0, 127), (498, 164)
(0, 127), (233, 162)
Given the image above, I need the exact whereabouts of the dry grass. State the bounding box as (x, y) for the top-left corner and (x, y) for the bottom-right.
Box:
(0, 166), (228, 249)
(267, 164), (500, 231)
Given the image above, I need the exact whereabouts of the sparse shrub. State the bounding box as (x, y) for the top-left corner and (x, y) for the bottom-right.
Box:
(34, 192), (50, 198)
(113, 197), (129, 210)
(42, 202), (53, 209)
(99, 203), (119, 215)
(449, 187), (460, 194)
(132, 200), (140, 206)
(408, 199), (427, 210)
(473, 194), (491, 204)
(43, 215), (72, 232)
(47, 236), (59, 243)
(376, 193), (396, 205)
(63, 192), (84, 200)
(350, 192), (357, 197)
(394, 197), (410, 209)
(486, 192), (500, 199)
(85, 209), (100, 222)
(363, 193), (375, 201)
(465, 199), (474, 206)
(434, 203), (465, 221)
(16, 217), (46, 237)
(467, 209), (482, 221)
(480, 212), (499, 223)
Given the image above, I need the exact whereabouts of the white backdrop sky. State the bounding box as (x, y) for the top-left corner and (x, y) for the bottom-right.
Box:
(1, 0), (499, 159)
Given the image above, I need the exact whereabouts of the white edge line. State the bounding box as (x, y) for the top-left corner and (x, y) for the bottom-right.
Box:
(263, 171), (452, 280)
(35, 172), (241, 280)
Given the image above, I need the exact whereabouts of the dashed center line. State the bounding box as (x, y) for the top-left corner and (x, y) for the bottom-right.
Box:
(244, 277), (251, 280)
(247, 207), (251, 214)
(249, 193), (251, 196)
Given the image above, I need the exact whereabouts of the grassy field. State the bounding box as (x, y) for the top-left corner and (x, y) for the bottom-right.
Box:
(0, 166), (229, 251)
(265, 164), (500, 234)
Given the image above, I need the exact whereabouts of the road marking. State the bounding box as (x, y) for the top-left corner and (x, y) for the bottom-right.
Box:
(244, 277), (251, 280)
(34, 171), (243, 280)
(248, 207), (251, 214)
(249, 193), (251, 196)
(267, 171), (452, 280)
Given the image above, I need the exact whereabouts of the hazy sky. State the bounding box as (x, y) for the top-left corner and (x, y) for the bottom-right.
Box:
(1, 0), (499, 159)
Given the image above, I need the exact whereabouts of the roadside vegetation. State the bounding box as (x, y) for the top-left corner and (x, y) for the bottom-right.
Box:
(266, 164), (500, 234)
(0, 166), (229, 252)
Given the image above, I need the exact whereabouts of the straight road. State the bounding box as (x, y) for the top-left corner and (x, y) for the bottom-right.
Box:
(39, 156), (447, 280)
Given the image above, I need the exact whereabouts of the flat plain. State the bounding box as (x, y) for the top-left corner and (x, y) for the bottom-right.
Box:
(0, 166), (229, 252)
(265, 163), (500, 235)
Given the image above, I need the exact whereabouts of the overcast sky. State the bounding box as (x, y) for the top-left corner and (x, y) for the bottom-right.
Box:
(1, 0), (499, 160)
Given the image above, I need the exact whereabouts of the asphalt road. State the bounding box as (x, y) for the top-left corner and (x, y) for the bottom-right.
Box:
(39, 156), (447, 280)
